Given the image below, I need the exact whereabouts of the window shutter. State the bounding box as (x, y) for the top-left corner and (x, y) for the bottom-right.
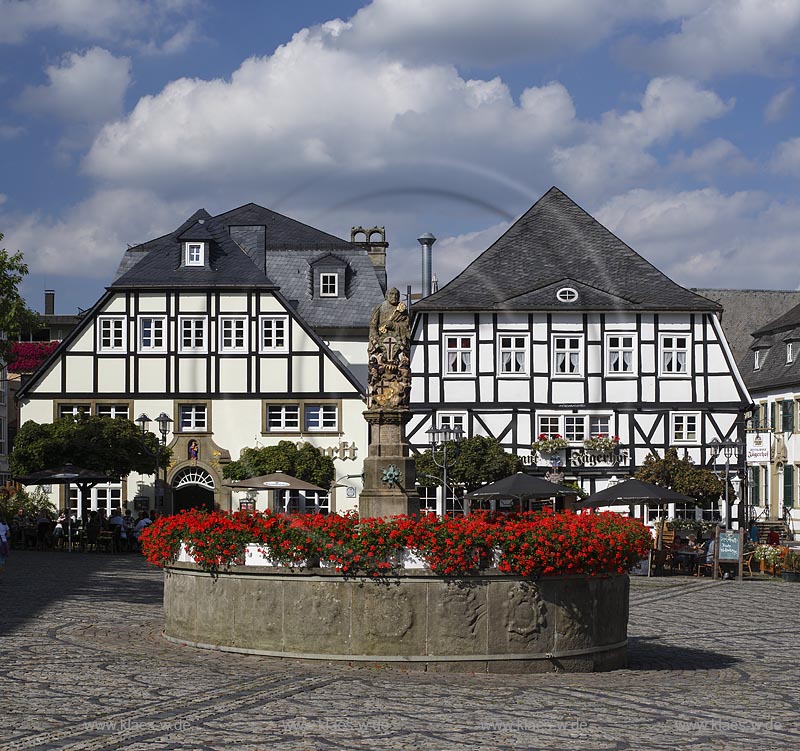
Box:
(784, 464), (794, 508)
(751, 466), (761, 505)
(770, 402), (777, 430)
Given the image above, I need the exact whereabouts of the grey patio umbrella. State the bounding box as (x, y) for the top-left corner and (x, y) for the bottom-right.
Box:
(574, 478), (695, 510)
(14, 463), (119, 551)
(465, 472), (578, 501)
(222, 471), (327, 493)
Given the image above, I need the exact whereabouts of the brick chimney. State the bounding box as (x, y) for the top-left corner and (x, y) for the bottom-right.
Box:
(44, 289), (55, 316)
(351, 226), (387, 292)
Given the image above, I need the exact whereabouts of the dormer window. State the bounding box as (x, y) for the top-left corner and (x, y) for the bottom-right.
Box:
(787, 343), (794, 364)
(556, 287), (579, 303)
(754, 351), (760, 371)
(185, 242), (205, 267)
(320, 272), (338, 297)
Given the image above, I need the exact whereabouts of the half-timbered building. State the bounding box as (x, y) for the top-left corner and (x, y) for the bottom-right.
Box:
(409, 187), (752, 520)
(16, 205), (387, 515)
(740, 302), (800, 537)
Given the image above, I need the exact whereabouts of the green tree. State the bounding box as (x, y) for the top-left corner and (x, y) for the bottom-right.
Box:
(0, 234), (40, 361)
(415, 435), (523, 491)
(636, 447), (725, 507)
(10, 414), (171, 478)
(222, 440), (335, 489)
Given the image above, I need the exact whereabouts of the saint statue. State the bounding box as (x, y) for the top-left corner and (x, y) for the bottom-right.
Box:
(367, 287), (412, 409)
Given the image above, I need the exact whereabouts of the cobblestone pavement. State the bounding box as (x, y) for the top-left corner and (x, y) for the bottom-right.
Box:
(1, 552), (799, 751)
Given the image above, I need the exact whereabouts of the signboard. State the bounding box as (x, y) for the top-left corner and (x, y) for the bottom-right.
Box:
(718, 531), (740, 561)
(713, 527), (744, 581)
(133, 496), (150, 511)
(746, 433), (770, 463)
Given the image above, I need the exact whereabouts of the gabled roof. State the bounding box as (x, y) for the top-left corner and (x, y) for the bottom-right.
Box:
(692, 288), (800, 364)
(110, 202), (386, 329)
(501, 277), (641, 310)
(414, 187), (720, 313)
(752, 300), (800, 336)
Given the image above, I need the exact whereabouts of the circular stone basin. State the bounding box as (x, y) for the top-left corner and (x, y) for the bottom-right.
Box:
(163, 565), (629, 673)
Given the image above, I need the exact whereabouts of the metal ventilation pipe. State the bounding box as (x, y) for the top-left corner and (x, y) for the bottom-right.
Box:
(417, 232), (436, 297)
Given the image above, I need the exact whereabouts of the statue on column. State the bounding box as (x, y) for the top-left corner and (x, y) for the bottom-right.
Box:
(367, 287), (411, 409)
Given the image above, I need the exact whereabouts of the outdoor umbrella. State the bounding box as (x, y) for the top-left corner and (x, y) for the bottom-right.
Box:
(574, 478), (695, 510)
(14, 463), (119, 551)
(223, 471), (327, 513)
(465, 472), (578, 501)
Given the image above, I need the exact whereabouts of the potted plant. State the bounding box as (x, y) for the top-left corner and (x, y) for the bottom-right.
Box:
(782, 550), (800, 582)
(532, 433), (570, 455)
(583, 434), (621, 452)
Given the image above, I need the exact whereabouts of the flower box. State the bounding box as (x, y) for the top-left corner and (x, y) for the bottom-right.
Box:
(583, 435), (621, 452)
(244, 543), (278, 567)
(531, 434), (570, 454)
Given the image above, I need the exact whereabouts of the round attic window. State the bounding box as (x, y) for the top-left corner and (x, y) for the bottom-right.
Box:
(556, 287), (579, 303)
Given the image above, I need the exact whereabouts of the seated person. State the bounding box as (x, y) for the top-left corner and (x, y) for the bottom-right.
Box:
(767, 529), (780, 545)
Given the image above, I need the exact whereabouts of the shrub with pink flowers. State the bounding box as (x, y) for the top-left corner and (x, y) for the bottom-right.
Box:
(141, 509), (651, 578)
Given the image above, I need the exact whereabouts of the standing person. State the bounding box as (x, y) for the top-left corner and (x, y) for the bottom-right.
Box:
(748, 521), (759, 545)
(0, 516), (10, 573)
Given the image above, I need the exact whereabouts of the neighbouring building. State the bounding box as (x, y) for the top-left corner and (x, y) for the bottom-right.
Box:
(0, 357), (8, 486)
(16, 204), (387, 516)
(409, 187), (753, 521)
(740, 302), (800, 538)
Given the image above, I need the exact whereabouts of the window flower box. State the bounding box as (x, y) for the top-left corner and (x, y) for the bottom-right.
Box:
(531, 434), (570, 454)
(583, 434), (621, 452)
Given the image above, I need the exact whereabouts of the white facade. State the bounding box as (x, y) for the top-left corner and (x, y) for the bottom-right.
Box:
(0, 360), (8, 484)
(18, 288), (368, 515)
(410, 309), (751, 518)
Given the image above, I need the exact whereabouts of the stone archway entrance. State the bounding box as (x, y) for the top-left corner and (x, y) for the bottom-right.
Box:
(172, 467), (215, 513)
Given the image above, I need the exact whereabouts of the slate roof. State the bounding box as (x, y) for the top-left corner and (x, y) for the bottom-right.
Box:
(414, 187), (720, 313)
(111, 203), (386, 329)
(739, 298), (800, 394)
(691, 289), (800, 365)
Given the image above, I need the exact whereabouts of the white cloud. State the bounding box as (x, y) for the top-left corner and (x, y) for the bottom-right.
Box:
(83, 25), (577, 190)
(0, 194), (6, 205)
(765, 85), (795, 123)
(670, 138), (752, 177)
(0, 124), (24, 139)
(617, 0), (800, 79)
(771, 137), (800, 175)
(0, 189), (191, 277)
(17, 47), (131, 125)
(139, 21), (202, 56)
(552, 77), (733, 194)
(595, 188), (800, 290)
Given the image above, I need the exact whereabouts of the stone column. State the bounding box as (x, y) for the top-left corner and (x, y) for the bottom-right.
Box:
(359, 409), (420, 518)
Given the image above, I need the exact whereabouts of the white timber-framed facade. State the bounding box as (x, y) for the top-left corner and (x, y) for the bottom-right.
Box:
(410, 187), (752, 522)
(16, 205), (388, 515)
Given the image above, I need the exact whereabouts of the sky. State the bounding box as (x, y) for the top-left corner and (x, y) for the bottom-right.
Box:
(1, 0), (800, 316)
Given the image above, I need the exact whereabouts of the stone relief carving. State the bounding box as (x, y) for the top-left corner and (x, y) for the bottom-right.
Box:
(504, 582), (547, 638)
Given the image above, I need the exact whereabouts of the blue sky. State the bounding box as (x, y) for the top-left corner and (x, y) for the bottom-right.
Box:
(2, 0), (800, 315)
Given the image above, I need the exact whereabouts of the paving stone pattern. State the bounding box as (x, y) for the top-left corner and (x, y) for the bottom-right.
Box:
(1, 551), (799, 751)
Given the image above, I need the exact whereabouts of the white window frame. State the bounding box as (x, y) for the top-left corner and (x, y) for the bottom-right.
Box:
(266, 404), (300, 432)
(605, 332), (637, 376)
(660, 333), (691, 377)
(97, 316), (126, 353)
(563, 415), (587, 442)
(787, 343), (794, 365)
(138, 315), (167, 353)
(437, 412), (468, 433)
(537, 414), (562, 438)
(95, 404), (129, 419)
(59, 404), (91, 418)
(179, 316), (207, 353)
(754, 350), (761, 371)
(218, 316), (248, 353)
(304, 404), (339, 432)
(259, 315), (289, 353)
(185, 242), (205, 267)
(552, 334), (583, 377)
(178, 404), (208, 432)
(320, 272), (338, 297)
(443, 333), (475, 376)
(497, 333), (528, 376)
(671, 412), (699, 443)
(69, 483), (122, 516)
(589, 415), (612, 437)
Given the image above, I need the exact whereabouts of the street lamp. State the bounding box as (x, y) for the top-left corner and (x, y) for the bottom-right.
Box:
(136, 412), (173, 508)
(425, 424), (464, 517)
(709, 438), (744, 529)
